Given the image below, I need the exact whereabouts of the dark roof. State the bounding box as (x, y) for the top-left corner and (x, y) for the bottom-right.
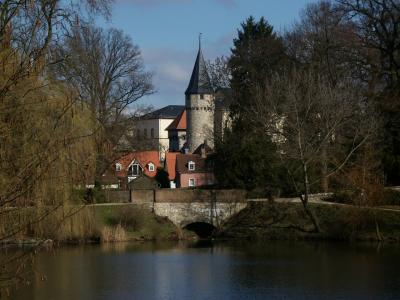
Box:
(143, 105), (185, 119)
(193, 142), (213, 156)
(185, 46), (214, 95)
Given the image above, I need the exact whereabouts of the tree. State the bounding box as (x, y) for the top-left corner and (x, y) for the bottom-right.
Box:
(285, 1), (363, 191)
(250, 69), (375, 232)
(337, 0), (400, 184)
(52, 23), (154, 179)
(206, 56), (231, 89)
(0, 0), (112, 292)
(229, 16), (288, 127)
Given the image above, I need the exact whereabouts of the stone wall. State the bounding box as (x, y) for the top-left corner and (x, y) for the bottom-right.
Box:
(185, 94), (214, 151)
(130, 189), (246, 204)
(154, 202), (247, 228)
(131, 190), (154, 203)
(103, 190), (130, 203)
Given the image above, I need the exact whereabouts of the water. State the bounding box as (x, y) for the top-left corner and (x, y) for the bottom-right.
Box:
(7, 241), (400, 300)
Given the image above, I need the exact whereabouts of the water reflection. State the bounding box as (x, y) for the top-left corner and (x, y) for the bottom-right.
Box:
(7, 241), (400, 300)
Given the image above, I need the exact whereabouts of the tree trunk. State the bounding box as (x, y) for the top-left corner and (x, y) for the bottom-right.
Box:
(302, 162), (322, 233)
(321, 141), (328, 193)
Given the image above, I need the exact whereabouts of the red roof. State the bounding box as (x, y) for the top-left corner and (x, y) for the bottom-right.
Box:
(164, 152), (179, 180)
(115, 151), (160, 178)
(166, 110), (186, 131)
(176, 153), (210, 174)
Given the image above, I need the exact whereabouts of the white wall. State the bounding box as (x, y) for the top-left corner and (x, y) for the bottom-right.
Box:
(135, 118), (174, 160)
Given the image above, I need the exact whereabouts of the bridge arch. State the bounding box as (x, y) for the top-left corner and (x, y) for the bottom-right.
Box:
(182, 222), (217, 239)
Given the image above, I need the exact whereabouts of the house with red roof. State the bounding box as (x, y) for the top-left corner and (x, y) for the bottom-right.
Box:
(104, 151), (160, 190)
(164, 143), (215, 188)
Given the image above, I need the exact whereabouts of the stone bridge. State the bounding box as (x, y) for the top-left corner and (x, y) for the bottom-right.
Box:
(131, 189), (248, 237)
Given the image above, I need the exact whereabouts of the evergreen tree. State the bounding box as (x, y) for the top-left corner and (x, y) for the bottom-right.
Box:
(229, 16), (287, 127)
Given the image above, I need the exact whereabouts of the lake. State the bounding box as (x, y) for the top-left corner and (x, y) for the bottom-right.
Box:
(8, 241), (400, 300)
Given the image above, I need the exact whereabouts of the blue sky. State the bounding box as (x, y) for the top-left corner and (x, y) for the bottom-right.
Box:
(100, 0), (317, 109)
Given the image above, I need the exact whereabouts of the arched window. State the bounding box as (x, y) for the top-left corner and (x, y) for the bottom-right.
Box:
(128, 163), (143, 176)
(150, 128), (155, 138)
(188, 161), (195, 171)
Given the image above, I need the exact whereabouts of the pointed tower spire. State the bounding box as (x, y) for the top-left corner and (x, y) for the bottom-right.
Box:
(185, 35), (213, 95)
(199, 32), (202, 50)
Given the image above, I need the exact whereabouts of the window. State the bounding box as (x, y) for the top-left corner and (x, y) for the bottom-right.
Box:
(115, 163), (122, 172)
(189, 178), (195, 187)
(200, 94), (204, 99)
(144, 129), (147, 138)
(136, 129), (140, 138)
(128, 163), (142, 176)
(148, 163), (155, 172)
(188, 161), (195, 171)
(150, 128), (155, 138)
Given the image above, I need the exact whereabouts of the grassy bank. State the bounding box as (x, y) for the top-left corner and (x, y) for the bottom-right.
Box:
(1, 204), (180, 244)
(218, 201), (400, 242)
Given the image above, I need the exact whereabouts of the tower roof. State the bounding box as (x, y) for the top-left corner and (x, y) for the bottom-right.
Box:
(185, 42), (214, 95)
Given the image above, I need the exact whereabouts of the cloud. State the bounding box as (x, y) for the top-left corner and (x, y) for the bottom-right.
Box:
(138, 31), (234, 108)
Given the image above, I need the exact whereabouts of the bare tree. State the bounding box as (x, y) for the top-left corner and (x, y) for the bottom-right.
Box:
(337, 0), (400, 89)
(51, 23), (154, 178)
(206, 56), (231, 89)
(250, 69), (375, 232)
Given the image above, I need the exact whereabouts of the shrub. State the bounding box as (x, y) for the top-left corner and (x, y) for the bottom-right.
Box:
(383, 189), (400, 206)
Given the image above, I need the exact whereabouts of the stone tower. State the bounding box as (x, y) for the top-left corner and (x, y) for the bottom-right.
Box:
(185, 39), (214, 152)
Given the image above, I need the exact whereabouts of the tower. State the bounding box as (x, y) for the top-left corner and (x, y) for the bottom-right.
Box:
(185, 37), (214, 152)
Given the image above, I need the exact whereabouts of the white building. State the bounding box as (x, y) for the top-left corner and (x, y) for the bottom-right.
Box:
(135, 105), (184, 160)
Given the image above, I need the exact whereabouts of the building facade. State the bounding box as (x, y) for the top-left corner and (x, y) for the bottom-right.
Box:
(134, 105), (184, 159)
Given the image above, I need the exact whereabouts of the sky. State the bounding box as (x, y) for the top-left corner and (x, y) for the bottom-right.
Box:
(99, 0), (317, 109)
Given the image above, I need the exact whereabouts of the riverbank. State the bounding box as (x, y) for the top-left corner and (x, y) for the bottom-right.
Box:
(218, 201), (400, 242)
(4, 200), (400, 246)
(1, 204), (183, 246)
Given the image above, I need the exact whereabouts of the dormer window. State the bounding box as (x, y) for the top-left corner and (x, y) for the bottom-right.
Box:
(128, 163), (143, 176)
(148, 162), (155, 172)
(188, 161), (195, 171)
(115, 163), (122, 172)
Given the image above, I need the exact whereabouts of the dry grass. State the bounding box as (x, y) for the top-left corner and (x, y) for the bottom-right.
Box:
(101, 224), (128, 242)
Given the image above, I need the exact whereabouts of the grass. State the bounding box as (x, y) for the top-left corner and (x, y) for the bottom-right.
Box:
(0, 204), (180, 244)
(219, 201), (400, 242)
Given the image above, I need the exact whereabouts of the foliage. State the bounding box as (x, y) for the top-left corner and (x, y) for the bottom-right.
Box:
(212, 129), (290, 197)
(229, 16), (287, 127)
(155, 168), (170, 188)
(383, 190), (400, 206)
